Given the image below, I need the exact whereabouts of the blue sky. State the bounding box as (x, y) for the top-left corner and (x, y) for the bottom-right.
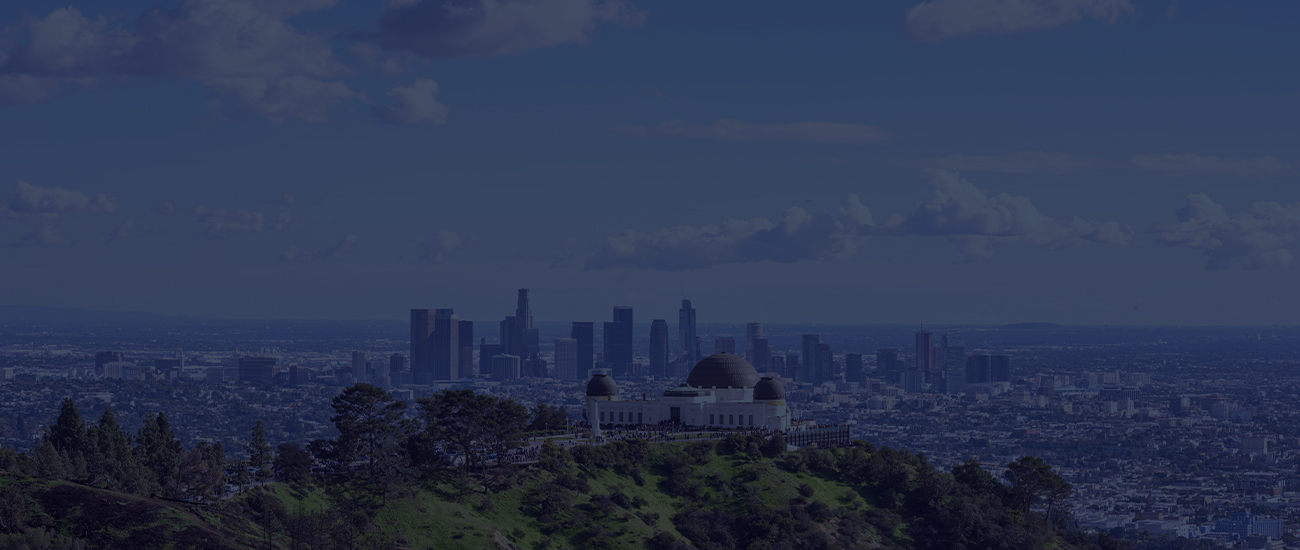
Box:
(1, 0), (1297, 324)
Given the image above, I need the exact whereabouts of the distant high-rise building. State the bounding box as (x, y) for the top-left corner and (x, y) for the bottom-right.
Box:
(570, 322), (594, 374)
(288, 365), (310, 386)
(751, 338), (770, 373)
(389, 353), (406, 376)
(678, 300), (700, 362)
(238, 357), (278, 386)
(990, 354), (1011, 382)
(410, 309), (434, 384)
(801, 335), (820, 384)
(458, 320), (474, 378)
(943, 332), (966, 393)
(604, 307), (634, 376)
(492, 354), (521, 380)
(902, 369), (924, 393)
(95, 351), (124, 375)
(915, 330), (935, 373)
(784, 353), (800, 379)
(555, 338), (579, 380)
(479, 339), (504, 373)
(431, 309), (459, 381)
(966, 355), (991, 384)
(845, 353), (865, 384)
(649, 320), (669, 378)
(770, 355), (786, 377)
(819, 343), (834, 383)
(351, 351), (367, 382)
(714, 336), (736, 355)
(745, 323), (766, 369)
(877, 349), (901, 383)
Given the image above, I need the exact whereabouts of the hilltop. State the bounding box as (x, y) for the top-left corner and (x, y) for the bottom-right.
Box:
(2, 432), (1120, 550)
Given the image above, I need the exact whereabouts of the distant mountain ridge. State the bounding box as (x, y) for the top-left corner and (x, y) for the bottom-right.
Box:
(1000, 322), (1064, 329)
(0, 305), (188, 322)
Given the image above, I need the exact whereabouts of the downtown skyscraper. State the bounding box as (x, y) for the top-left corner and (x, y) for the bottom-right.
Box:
(649, 319), (669, 379)
(571, 321), (594, 376)
(678, 299), (701, 363)
(604, 306), (634, 376)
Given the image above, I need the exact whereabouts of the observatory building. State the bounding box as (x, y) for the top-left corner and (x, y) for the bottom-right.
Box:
(585, 353), (791, 435)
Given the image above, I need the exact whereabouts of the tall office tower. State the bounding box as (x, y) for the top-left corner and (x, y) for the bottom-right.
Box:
(499, 316), (517, 355)
(491, 354), (521, 380)
(389, 354), (406, 378)
(678, 299), (700, 362)
(457, 320), (474, 378)
(915, 330), (935, 373)
(877, 348), (901, 383)
(785, 353), (800, 379)
(943, 332), (966, 393)
(770, 356), (785, 377)
(570, 322), (594, 375)
(745, 323), (764, 365)
(966, 354), (991, 384)
(990, 355), (1011, 382)
(95, 351), (124, 375)
(410, 309), (434, 384)
(431, 309), (459, 381)
(480, 339), (504, 373)
(649, 320), (669, 378)
(845, 353), (864, 384)
(289, 365), (310, 386)
(351, 351), (367, 383)
(372, 357), (390, 387)
(604, 307), (634, 376)
(801, 334), (821, 384)
(751, 338), (770, 372)
(819, 343), (834, 382)
(714, 336), (736, 355)
(555, 338), (579, 380)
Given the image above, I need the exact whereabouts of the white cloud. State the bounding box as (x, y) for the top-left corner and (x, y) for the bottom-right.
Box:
(3, 181), (118, 215)
(881, 169), (1130, 260)
(0, 1), (357, 121)
(616, 119), (890, 145)
(1157, 194), (1300, 270)
(106, 220), (137, 242)
(371, 79), (449, 125)
(193, 206), (266, 238)
(365, 0), (644, 58)
(1129, 154), (1294, 177)
(584, 195), (875, 270)
(905, 0), (1135, 42)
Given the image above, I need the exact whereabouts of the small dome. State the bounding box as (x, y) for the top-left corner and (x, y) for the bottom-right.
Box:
(586, 374), (618, 397)
(753, 377), (786, 400)
(687, 353), (760, 389)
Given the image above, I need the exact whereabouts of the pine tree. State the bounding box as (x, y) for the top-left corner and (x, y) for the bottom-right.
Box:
(246, 421), (274, 487)
(90, 407), (144, 493)
(136, 412), (184, 496)
(47, 398), (88, 459)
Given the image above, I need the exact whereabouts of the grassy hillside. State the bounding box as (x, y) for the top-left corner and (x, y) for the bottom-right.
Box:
(1, 434), (1103, 550)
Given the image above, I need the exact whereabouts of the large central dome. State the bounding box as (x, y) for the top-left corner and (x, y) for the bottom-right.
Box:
(687, 353), (760, 389)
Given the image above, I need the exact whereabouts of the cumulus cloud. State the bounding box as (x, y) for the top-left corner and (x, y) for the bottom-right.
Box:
(616, 119), (891, 145)
(418, 231), (465, 262)
(3, 181), (118, 215)
(14, 222), (71, 247)
(106, 220), (137, 242)
(881, 169), (1130, 260)
(193, 206), (266, 239)
(364, 0), (644, 58)
(280, 233), (358, 261)
(1157, 194), (1300, 270)
(584, 195), (875, 270)
(905, 0), (1135, 42)
(0, 2), (357, 121)
(371, 79), (449, 125)
(930, 151), (1109, 174)
(1129, 154), (1294, 177)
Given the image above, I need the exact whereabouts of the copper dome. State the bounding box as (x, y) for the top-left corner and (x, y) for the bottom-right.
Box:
(586, 373), (618, 397)
(753, 377), (786, 400)
(686, 353), (760, 389)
